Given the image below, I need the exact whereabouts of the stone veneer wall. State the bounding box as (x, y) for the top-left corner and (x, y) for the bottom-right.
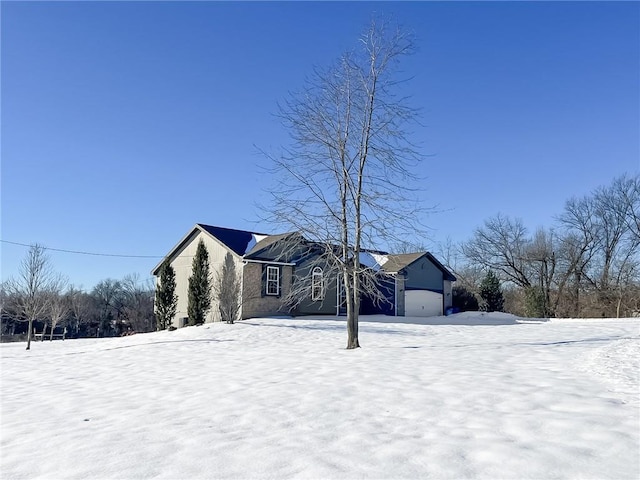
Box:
(241, 263), (293, 319)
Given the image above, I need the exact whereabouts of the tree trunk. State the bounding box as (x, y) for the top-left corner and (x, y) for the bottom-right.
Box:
(346, 307), (359, 349)
(344, 270), (359, 349)
(26, 319), (33, 350)
(574, 271), (581, 317)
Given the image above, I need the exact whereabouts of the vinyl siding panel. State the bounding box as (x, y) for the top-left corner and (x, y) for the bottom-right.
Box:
(443, 280), (453, 309)
(403, 257), (445, 292)
(291, 258), (338, 316)
(166, 230), (242, 327)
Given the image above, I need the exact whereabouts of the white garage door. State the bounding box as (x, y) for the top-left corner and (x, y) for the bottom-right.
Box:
(405, 290), (443, 317)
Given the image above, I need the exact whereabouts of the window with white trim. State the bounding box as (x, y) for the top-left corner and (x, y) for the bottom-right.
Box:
(266, 266), (280, 296)
(311, 267), (324, 301)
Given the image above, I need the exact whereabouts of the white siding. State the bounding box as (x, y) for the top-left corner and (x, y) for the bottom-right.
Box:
(443, 280), (453, 309)
(167, 231), (243, 327)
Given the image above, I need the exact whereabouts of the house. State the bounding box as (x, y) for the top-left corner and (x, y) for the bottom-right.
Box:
(152, 223), (456, 327)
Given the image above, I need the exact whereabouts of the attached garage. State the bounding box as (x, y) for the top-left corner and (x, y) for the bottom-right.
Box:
(379, 252), (456, 318)
(405, 289), (443, 317)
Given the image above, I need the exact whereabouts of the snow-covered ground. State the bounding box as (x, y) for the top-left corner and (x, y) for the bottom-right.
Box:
(1, 313), (638, 479)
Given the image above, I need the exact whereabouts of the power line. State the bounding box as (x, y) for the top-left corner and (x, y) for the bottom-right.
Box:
(0, 240), (165, 259)
(1, 240), (229, 263)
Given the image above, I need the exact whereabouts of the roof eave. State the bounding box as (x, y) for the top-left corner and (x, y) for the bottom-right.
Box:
(151, 223), (245, 275)
(151, 224), (205, 275)
(242, 258), (296, 266)
(424, 252), (457, 282)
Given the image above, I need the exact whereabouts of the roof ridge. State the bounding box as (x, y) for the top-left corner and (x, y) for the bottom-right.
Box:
(196, 223), (270, 236)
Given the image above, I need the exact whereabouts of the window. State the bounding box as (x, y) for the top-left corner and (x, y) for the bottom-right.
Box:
(266, 266), (280, 296)
(312, 267), (324, 301)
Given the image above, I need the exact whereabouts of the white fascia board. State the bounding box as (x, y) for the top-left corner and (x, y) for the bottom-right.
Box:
(151, 224), (243, 275)
(151, 224), (202, 275)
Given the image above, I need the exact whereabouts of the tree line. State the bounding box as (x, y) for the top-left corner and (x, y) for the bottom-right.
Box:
(1, 244), (156, 348)
(0, 237), (243, 348)
(447, 174), (639, 318)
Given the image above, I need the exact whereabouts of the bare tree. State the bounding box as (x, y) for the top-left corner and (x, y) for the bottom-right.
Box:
(461, 175), (639, 318)
(263, 17), (425, 348)
(0, 282), (19, 336)
(462, 214), (533, 288)
(434, 237), (482, 293)
(612, 174), (640, 242)
(67, 286), (92, 337)
(461, 217), (567, 317)
(556, 196), (600, 316)
(558, 175), (640, 316)
(91, 279), (124, 337)
(45, 275), (70, 341)
(592, 183), (630, 291)
(4, 244), (56, 350)
(121, 274), (155, 333)
(524, 228), (561, 317)
(214, 253), (241, 323)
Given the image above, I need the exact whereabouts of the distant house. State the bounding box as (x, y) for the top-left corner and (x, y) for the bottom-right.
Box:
(151, 224), (456, 327)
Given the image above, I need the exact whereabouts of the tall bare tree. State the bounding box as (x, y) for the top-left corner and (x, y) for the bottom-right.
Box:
(67, 286), (92, 337)
(462, 214), (533, 288)
(121, 274), (155, 333)
(524, 228), (560, 317)
(92, 279), (124, 337)
(1, 282), (19, 336)
(556, 196), (600, 316)
(462, 217), (565, 316)
(45, 275), (70, 341)
(612, 174), (640, 242)
(435, 237), (482, 294)
(4, 244), (56, 350)
(559, 174), (640, 316)
(264, 17), (424, 348)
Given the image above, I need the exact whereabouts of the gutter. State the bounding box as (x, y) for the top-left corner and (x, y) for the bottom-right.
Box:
(242, 259), (296, 266)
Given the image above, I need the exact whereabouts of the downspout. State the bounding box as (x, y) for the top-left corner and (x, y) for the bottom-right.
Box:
(241, 260), (249, 321)
(443, 286), (445, 315)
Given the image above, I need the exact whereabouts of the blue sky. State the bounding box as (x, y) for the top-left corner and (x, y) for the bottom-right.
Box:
(2, 1), (638, 290)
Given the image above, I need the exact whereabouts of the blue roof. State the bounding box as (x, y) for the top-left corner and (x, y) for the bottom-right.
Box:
(197, 224), (267, 256)
(153, 223), (457, 282)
